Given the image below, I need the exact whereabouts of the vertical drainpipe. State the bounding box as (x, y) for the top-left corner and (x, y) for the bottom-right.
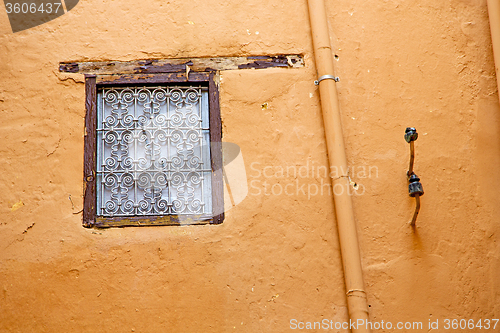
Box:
(487, 0), (500, 104)
(307, 0), (371, 332)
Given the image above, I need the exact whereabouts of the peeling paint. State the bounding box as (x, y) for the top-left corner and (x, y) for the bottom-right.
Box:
(10, 200), (24, 212)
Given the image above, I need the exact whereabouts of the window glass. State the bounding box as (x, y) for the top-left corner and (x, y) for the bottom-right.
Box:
(95, 85), (213, 217)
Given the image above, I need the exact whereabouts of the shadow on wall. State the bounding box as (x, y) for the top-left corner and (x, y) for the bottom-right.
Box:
(3, 0), (79, 33)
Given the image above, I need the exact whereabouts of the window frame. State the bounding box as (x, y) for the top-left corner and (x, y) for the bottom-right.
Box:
(83, 72), (224, 228)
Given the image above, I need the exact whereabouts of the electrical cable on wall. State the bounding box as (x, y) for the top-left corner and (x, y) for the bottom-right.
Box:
(405, 127), (424, 226)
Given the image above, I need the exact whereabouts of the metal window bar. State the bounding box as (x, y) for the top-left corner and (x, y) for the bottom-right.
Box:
(96, 85), (212, 217)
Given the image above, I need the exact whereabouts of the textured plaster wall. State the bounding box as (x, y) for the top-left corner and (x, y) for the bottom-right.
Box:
(0, 0), (498, 332)
(328, 0), (500, 326)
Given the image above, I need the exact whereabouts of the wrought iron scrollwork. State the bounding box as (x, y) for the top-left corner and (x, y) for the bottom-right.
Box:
(96, 85), (212, 217)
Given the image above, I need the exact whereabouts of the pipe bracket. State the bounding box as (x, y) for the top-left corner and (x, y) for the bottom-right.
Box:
(346, 289), (367, 296)
(314, 74), (339, 85)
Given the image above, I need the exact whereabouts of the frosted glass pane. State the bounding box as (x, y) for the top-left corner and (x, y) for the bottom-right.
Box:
(96, 86), (212, 217)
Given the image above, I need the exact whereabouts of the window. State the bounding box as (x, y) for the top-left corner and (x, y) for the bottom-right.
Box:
(83, 73), (223, 228)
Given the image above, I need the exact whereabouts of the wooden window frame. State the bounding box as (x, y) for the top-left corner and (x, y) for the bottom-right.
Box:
(83, 72), (224, 228)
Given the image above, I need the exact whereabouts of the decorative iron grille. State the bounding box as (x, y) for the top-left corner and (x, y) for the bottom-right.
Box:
(96, 85), (212, 217)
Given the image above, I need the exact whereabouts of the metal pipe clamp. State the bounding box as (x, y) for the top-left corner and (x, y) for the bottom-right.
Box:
(314, 74), (340, 85)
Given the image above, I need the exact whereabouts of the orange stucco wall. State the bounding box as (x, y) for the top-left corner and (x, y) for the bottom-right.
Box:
(0, 0), (499, 332)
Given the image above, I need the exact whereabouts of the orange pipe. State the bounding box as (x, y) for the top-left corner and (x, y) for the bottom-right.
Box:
(307, 0), (371, 332)
(488, 0), (500, 102)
